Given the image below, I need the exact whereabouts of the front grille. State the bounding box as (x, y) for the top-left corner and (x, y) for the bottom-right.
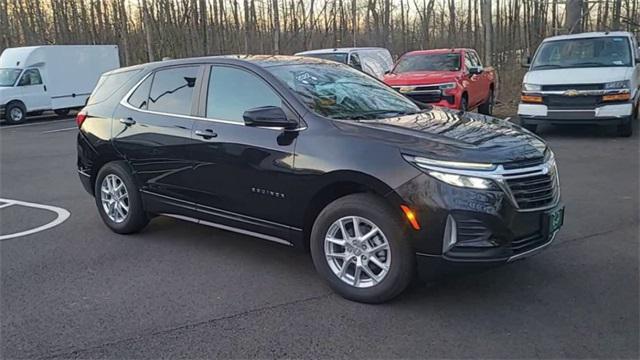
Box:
(544, 95), (600, 109)
(407, 93), (441, 103)
(506, 170), (558, 209)
(542, 83), (603, 91)
(502, 157), (545, 170)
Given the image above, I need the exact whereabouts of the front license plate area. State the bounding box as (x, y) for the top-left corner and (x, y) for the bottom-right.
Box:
(544, 207), (564, 236)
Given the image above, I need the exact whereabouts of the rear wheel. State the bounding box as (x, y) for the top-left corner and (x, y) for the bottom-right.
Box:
(310, 193), (415, 303)
(94, 161), (149, 234)
(478, 89), (494, 115)
(54, 108), (70, 117)
(4, 102), (26, 124)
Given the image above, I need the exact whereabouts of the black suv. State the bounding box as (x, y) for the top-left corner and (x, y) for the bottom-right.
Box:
(77, 56), (564, 303)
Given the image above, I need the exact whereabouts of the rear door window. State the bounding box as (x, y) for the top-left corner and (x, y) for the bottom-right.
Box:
(127, 75), (152, 110)
(148, 66), (200, 116)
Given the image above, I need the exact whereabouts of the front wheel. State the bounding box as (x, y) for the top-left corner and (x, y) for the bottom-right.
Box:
(310, 193), (415, 303)
(4, 102), (26, 124)
(94, 161), (149, 234)
(478, 89), (494, 115)
(617, 119), (632, 137)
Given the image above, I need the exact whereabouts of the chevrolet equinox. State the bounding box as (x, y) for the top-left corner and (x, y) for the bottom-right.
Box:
(77, 56), (564, 303)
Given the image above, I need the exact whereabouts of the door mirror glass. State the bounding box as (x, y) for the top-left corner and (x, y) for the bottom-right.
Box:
(243, 106), (297, 129)
(469, 66), (483, 75)
(349, 53), (363, 71)
(521, 55), (531, 68)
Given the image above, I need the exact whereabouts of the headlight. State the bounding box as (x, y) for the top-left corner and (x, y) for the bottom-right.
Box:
(604, 80), (629, 90)
(403, 155), (498, 190)
(427, 171), (495, 190)
(438, 82), (456, 90)
(522, 83), (542, 92)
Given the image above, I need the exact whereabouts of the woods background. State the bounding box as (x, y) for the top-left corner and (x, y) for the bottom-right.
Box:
(1, 0), (639, 106)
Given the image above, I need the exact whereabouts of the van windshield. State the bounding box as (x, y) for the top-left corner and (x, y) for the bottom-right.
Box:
(0, 68), (22, 87)
(267, 62), (420, 120)
(531, 36), (632, 70)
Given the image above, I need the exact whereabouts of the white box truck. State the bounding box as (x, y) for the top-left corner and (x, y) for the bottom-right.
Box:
(0, 45), (120, 124)
(518, 32), (639, 137)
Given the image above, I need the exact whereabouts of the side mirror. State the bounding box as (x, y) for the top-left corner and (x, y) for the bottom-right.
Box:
(521, 56), (531, 69)
(384, 69), (392, 75)
(243, 106), (298, 129)
(469, 66), (483, 75)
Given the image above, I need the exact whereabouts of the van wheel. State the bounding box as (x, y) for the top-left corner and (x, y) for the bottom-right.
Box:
(310, 193), (415, 303)
(54, 109), (70, 117)
(617, 118), (632, 137)
(94, 161), (149, 234)
(478, 89), (494, 115)
(4, 102), (26, 124)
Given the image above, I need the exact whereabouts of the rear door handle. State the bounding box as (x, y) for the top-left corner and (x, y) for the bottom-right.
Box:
(119, 117), (136, 126)
(194, 129), (218, 139)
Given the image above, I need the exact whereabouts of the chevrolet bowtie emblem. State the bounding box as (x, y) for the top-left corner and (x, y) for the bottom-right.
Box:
(564, 89), (579, 96)
(398, 86), (415, 94)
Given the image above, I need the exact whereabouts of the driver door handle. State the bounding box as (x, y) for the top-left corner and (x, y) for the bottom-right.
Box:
(195, 129), (218, 139)
(119, 117), (136, 126)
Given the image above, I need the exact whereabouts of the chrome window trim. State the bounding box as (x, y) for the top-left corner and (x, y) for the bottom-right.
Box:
(119, 69), (307, 132)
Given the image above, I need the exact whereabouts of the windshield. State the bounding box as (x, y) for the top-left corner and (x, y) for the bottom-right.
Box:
(394, 53), (461, 73)
(531, 36), (632, 70)
(267, 62), (420, 120)
(0, 68), (22, 87)
(301, 53), (349, 64)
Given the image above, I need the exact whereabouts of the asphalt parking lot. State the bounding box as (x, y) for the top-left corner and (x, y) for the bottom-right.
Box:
(1, 115), (638, 359)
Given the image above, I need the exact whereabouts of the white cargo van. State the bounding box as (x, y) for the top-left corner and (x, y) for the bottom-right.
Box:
(295, 47), (394, 79)
(518, 32), (639, 136)
(0, 45), (120, 124)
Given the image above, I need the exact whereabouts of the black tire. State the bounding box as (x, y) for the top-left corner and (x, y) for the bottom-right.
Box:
(478, 89), (494, 115)
(54, 108), (70, 117)
(522, 123), (538, 133)
(460, 95), (468, 112)
(310, 193), (415, 303)
(94, 161), (149, 234)
(4, 101), (26, 124)
(617, 119), (632, 137)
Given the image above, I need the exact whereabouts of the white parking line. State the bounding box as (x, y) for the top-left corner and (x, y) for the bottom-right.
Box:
(0, 198), (71, 241)
(42, 127), (77, 134)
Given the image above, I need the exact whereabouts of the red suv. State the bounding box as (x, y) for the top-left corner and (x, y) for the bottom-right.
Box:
(384, 48), (496, 114)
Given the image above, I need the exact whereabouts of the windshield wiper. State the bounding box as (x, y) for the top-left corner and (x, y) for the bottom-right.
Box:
(532, 64), (564, 69)
(568, 62), (612, 67)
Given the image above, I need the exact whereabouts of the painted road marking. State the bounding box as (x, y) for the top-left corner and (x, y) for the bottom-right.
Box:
(0, 198), (71, 241)
(42, 127), (77, 134)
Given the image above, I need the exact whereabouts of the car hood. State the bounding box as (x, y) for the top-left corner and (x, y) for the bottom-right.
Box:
(384, 71), (460, 86)
(524, 67), (633, 85)
(353, 108), (547, 164)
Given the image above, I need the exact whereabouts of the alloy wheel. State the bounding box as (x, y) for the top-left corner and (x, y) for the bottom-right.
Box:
(324, 216), (391, 288)
(100, 174), (129, 223)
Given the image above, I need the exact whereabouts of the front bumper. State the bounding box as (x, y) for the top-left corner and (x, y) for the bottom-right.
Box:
(518, 102), (633, 125)
(394, 172), (564, 274)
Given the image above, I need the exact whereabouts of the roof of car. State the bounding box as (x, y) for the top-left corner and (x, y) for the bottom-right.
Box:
(295, 47), (389, 55)
(542, 31), (633, 42)
(401, 48), (471, 56)
(105, 55), (336, 75)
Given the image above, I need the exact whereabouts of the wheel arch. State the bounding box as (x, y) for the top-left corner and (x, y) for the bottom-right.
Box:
(300, 170), (403, 250)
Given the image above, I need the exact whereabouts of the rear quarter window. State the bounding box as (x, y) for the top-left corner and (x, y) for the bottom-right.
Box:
(87, 69), (141, 106)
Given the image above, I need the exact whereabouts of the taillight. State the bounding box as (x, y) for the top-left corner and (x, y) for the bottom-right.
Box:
(76, 111), (87, 128)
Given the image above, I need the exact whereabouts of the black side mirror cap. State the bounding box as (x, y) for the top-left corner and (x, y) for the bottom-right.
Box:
(243, 106), (298, 130)
(521, 56), (531, 68)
